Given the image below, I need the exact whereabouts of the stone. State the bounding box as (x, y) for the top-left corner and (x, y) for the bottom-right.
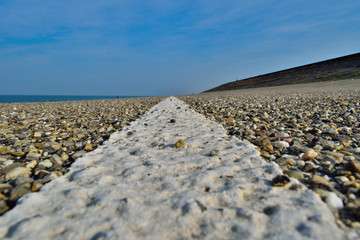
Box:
(323, 128), (338, 136)
(174, 139), (186, 148)
(49, 171), (63, 179)
(334, 170), (352, 177)
(75, 142), (83, 149)
(342, 181), (360, 189)
(10, 151), (25, 158)
(34, 132), (42, 138)
(348, 148), (360, 154)
(276, 157), (296, 167)
(0, 156), (10, 162)
(84, 144), (93, 152)
(296, 160), (306, 168)
(34, 143), (45, 149)
(288, 146), (307, 156)
(10, 184), (31, 200)
(63, 141), (75, 147)
(0, 163), (24, 175)
(61, 152), (69, 161)
(274, 141), (290, 149)
(31, 181), (43, 192)
(5, 167), (30, 181)
(0, 183), (12, 191)
(226, 117), (235, 124)
(71, 150), (87, 160)
(349, 160), (360, 173)
(284, 170), (304, 179)
(49, 143), (62, 150)
(39, 160), (53, 168)
(0, 200), (9, 215)
(264, 144), (273, 151)
(29, 148), (42, 154)
(209, 150), (220, 156)
(311, 175), (333, 188)
(0, 193), (6, 201)
(26, 160), (38, 169)
(0, 146), (11, 154)
(26, 152), (41, 161)
(281, 154), (299, 161)
(326, 192), (344, 209)
(334, 176), (349, 183)
(345, 203), (360, 221)
(323, 151), (344, 161)
(50, 154), (64, 167)
(272, 174), (290, 187)
(302, 149), (318, 161)
(34, 169), (50, 179)
(260, 150), (270, 158)
(43, 146), (57, 154)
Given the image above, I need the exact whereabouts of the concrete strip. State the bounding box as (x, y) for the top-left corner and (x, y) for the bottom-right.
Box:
(0, 97), (351, 239)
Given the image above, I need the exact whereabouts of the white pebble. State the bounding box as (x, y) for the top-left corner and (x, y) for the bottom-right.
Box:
(3, 160), (14, 167)
(39, 159), (53, 168)
(334, 176), (349, 183)
(313, 145), (323, 150)
(274, 141), (289, 149)
(281, 154), (299, 160)
(326, 192), (343, 209)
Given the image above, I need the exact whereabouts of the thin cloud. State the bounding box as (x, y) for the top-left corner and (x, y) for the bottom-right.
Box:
(0, 0), (359, 95)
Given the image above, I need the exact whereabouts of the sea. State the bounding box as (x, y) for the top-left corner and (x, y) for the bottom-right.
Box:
(0, 95), (141, 103)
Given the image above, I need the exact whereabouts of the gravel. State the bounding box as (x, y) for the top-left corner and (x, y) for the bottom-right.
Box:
(180, 79), (360, 229)
(0, 97), (164, 215)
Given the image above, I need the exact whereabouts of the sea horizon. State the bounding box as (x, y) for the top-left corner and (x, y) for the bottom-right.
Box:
(0, 94), (144, 103)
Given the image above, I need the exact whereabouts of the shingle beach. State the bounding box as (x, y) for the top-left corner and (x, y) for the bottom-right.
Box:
(0, 97), (164, 212)
(0, 79), (359, 239)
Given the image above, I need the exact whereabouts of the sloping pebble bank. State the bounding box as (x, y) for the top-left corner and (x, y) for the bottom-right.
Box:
(0, 97), (353, 239)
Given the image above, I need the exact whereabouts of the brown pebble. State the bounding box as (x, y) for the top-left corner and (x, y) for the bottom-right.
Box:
(226, 117), (235, 124)
(334, 170), (352, 177)
(302, 149), (318, 161)
(349, 160), (360, 174)
(31, 182), (43, 192)
(84, 144), (93, 152)
(284, 170), (304, 179)
(303, 162), (316, 172)
(174, 139), (186, 148)
(0, 193), (7, 201)
(311, 175), (333, 188)
(260, 150), (270, 158)
(264, 144), (273, 152)
(272, 174), (291, 187)
(0, 200), (9, 215)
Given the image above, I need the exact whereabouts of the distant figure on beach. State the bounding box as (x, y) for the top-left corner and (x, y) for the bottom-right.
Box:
(117, 96), (119, 99)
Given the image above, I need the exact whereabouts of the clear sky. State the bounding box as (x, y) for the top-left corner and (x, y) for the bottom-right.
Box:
(1, 0), (359, 96)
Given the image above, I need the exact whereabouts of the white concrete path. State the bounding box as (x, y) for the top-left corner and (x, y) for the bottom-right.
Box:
(0, 97), (351, 239)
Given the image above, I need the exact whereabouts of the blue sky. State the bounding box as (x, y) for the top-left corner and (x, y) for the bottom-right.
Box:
(1, 0), (359, 96)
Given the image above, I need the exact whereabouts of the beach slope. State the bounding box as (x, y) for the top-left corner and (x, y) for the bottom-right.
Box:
(0, 97), (350, 239)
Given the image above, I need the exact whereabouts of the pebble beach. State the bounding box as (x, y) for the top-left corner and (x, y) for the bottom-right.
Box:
(181, 79), (360, 229)
(0, 97), (164, 213)
(0, 79), (359, 238)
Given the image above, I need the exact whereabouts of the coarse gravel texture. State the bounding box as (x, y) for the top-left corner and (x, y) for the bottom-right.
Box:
(0, 97), (353, 239)
(180, 79), (360, 230)
(0, 97), (164, 215)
